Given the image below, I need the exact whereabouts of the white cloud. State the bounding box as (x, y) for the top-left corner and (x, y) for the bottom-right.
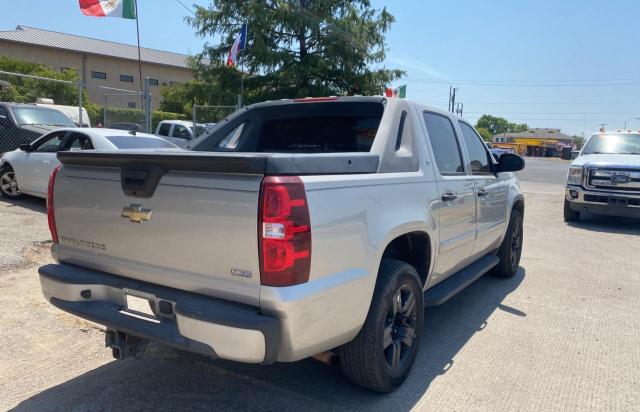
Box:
(386, 51), (448, 80)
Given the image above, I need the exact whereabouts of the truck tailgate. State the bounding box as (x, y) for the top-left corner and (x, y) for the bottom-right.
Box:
(53, 164), (263, 305)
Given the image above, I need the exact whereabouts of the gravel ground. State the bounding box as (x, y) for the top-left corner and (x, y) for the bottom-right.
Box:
(0, 197), (49, 271)
(1, 157), (639, 411)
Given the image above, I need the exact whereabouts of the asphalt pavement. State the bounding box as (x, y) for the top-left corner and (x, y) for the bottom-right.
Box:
(1, 157), (639, 411)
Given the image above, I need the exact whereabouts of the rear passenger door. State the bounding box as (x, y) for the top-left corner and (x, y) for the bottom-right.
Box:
(422, 112), (477, 282)
(21, 131), (67, 195)
(458, 122), (508, 254)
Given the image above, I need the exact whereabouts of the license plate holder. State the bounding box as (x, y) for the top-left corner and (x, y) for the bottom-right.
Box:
(123, 293), (159, 321)
(608, 196), (628, 207)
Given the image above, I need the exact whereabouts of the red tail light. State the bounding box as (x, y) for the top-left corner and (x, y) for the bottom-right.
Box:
(47, 165), (62, 243)
(258, 176), (311, 286)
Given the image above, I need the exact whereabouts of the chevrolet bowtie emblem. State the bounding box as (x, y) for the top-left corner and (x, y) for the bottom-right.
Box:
(121, 204), (152, 223)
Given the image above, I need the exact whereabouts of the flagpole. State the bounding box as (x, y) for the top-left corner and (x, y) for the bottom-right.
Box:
(134, 0), (143, 95)
(239, 23), (246, 108)
(239, 57), (244, 108)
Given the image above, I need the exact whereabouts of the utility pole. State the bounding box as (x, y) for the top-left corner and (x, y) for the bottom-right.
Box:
(448, 86), (452, 112)
(623, 117), (639, 129)
(450, 88), (458, 113)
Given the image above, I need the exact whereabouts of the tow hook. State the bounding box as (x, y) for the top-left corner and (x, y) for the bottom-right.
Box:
(105, 329), (147, 360)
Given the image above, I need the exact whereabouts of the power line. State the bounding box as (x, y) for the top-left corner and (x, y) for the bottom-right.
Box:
(464, 111), (640, 115)
(462, 101), (640, 105)
(412, 77), (640, 83)
(408, 79), (640, 87)
(175, 0), (196, 15)
(464, 117), (635, 122)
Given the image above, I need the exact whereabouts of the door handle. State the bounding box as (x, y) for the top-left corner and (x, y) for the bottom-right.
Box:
(441, 193), (458, 202)
(43, 161), (50, 164)
(477, 189), (489, 197)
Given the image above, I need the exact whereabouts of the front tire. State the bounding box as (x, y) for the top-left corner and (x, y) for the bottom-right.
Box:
(0, 165), (23, 199)
(564, 199), (580, 222)
(340, 259), (424, 393)
(490, 209), (523, 278)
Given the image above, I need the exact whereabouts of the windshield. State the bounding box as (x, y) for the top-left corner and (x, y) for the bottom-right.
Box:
(12, 106), (75, 127)
(582, 134), (640, 155)
(105, 136), (178, 149)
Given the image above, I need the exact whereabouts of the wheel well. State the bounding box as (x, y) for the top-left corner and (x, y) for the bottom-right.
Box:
(381, 232), (430, 286)
(512, 199), (525, 217)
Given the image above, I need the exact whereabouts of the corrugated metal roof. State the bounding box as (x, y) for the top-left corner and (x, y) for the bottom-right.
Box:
(0, 26), (194, 69)
(495, 128), (574, 140)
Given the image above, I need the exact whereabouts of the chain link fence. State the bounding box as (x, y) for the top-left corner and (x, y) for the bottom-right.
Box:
(192, 105), (238, 131)
(0, 70), (162, 153)
(0, 70), (85, 153)
(100, 88), (145, 131)
(0, 69), (241, 153)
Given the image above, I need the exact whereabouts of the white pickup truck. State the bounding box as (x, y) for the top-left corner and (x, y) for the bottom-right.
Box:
(565, 131), (640, 221)
(39, 96), (525, 392)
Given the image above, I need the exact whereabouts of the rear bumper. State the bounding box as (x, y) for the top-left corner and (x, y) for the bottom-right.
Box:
(39, 263), (280, 364)
(565, 186), (640, 218)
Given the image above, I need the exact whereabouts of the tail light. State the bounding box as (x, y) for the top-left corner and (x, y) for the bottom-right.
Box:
(258, 176), (311, 286)
(47, 165), (62, 243)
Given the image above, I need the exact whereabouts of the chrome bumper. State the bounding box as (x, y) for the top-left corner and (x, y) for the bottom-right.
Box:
(565, 186), (640, 218)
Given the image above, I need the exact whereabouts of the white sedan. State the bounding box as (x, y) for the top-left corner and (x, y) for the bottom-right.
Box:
(0, 128), (179, 199)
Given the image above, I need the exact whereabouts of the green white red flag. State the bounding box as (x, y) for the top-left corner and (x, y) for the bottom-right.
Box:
(79, 0), (137, 19)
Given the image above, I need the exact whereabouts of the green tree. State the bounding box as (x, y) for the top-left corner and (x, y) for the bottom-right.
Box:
(475, 114), (528, 137)
(476, 127), (493, 142)
(0, 56), (79, 105)
(181, 0), (403, 107)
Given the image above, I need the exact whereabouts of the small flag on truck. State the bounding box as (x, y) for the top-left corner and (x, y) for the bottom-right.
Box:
(79, 0), (137, 19)
(384, 85), (407, 98)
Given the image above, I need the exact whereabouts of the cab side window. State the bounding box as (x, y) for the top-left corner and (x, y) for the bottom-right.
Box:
(65, 133), (94, 151)
(157, 123), (171, 136)
(33, 132), (66, 153)
(423, 112), (465, 175)
(459, 122), (492, 175)
(172, 124), (191, 139)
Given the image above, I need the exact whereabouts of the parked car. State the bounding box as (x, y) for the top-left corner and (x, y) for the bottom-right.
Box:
(39, 97), (525, 392)
(0, 128), (178, 199)
(565, 131), (640, 221)
(0, 103), (76, 154)
(155, 120), (209, 147)
(490, 147), (516, 159)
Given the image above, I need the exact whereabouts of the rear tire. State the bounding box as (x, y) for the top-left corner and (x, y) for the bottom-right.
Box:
(0, 164), (23, 199)
(490, 209), (523, 278)
(564, 199), (580, 222)
(340, 259), (424, 393)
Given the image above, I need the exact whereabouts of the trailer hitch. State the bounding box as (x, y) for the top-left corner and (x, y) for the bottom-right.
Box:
(105, 329), (147, 360)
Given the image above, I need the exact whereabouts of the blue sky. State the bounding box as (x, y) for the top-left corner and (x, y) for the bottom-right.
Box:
(2, 0), (639, 136)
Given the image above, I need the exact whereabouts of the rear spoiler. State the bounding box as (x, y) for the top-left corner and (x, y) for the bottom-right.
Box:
(57, 151), (380, 176)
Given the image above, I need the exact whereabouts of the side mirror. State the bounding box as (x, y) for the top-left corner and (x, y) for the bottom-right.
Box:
(19, 143), (33, 152)
(496, 153), (525, 172)
(0, 115), (11, 127)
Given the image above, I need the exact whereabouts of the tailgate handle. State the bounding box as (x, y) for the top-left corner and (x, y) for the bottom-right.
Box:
(122, 169), (148, 185)
(121, 166), (166, 198)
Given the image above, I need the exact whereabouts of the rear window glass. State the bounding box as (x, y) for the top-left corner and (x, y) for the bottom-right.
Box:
(258, 116), (380, 153)
(105, 136), (176, 149)
(193, 101), (385, 153)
